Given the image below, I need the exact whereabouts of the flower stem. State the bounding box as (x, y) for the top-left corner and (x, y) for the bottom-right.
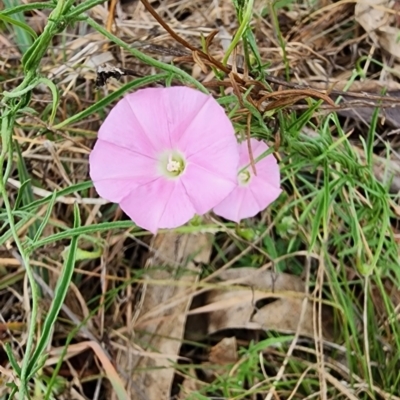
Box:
(222, 0), (254, 66)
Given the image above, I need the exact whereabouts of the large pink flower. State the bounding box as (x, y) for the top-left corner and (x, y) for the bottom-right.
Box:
(213, 139), (281, 222)
(89, 86), (239, 233)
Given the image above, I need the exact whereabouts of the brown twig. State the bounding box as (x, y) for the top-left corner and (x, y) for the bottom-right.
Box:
(257, 89), (336, 108)
(137, 0), (342, 115)
(104, 0), (118, 51)
(139, 0), (243, 81)
(246, 113), (256, 175)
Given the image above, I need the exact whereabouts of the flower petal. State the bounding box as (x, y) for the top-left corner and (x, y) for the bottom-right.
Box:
(213, 139), (282, 222)
(89, 139), (159, 202)
(98, 96), (157, 158)
(162, 87), (211, 143)
(175, 96), (236, 158)
(239, 138), (267, 165)
(187, 134), (239, 183)
(249, 177), (282, 212)
(244, 139), (281, 189)
(213, 187), (261, 223)
(119, 178), (196, 233)
(123, 87), (211, 152)
(252, 154), (281, 189)
(181, 163), (237, 215)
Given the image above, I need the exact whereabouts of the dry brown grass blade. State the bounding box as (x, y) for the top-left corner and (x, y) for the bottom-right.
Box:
(138, 0), (244, 82)
(41, 341), (129, 399)
(118, 232), (213, 398)
(258, 88), (336, 108)
(106, 0), (118, 39)
(246, 112), (257, 175)
(249, 76), (400, 108)
(139, 0), (198, 52)
(263, 95), (308, 112)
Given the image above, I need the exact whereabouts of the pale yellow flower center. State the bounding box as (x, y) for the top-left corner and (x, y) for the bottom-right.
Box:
(239, 170), (251, 185)
(166, 155), (182, 173)
(159, 150), (186, 178)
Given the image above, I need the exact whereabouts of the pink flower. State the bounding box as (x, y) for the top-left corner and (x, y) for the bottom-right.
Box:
(213, 139), (281, 222)
(89, 86), (239, 233)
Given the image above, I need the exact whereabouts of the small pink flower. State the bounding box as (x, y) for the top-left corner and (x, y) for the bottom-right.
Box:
(89, 86), (239, 233)
(213, 139), (281, 222)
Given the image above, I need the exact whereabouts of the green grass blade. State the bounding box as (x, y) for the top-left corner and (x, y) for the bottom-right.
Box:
(5, 343), (21, 377)
(0, 2), (55, 16)
(66, 0), (107, 19)
(0, 215), (32, 247)
(27, 221), (137, 252)
(1, 0), (35, 54)
(32, 191), (57, 243)
(14, 141), (41, 239)
(53, 73), (168, 129)
(13, 179), (32, 210)
(19, 181), (93, 213)
(37, 77), (60, 124)
(21, 0), (70, 72)
(0, 12), (37, 40)
(27, 203), (81, 376)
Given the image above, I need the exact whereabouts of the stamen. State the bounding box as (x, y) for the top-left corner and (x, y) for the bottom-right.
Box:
(166, 155), (181, 172)
(239, 170), (251, 185)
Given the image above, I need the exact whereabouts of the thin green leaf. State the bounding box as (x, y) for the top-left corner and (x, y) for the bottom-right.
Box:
(0, 2), (55, 16)
(14, 141), (41, 239)
(13, 179), (32, 210)
(53, 73), (168, 129)
(5, 343), (21, 377)
(33, 191), (57, 243)
(2, 79), (39, 98)
(27, 204), (81, 375)
(19, 181), (93, 212)
(6, 382), (18, 399)
(21, 0), (69, 72)
(66, 0), (107, 19)
(0, 216), (32, 247)
(0, 12), (37, 40)
(1, 0), (35, 54)
(28, 221), (137, 252)
(309, 190), (325, 250)
(222, 0), (254, 65)
(37, 77), (60, 124)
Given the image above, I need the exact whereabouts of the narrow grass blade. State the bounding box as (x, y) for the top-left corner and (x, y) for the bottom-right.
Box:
(0, 13), (37, 40)
(53, 73), (168, 129)
(5, 343), (21, 377)
(18, 181), (93, 213)
(0, 2), (55, 16)
(37, 77), (60, 124)
(27, 203), (81, 375)
(32, 191), (57, 243)
(13, 179), (32, 210)
(66, 0), (107, 19)
(0, 215), (33, 247)
(27, 221), (137, 252)
(14, 141), (41, 239)
(1, 0), (35, 54)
